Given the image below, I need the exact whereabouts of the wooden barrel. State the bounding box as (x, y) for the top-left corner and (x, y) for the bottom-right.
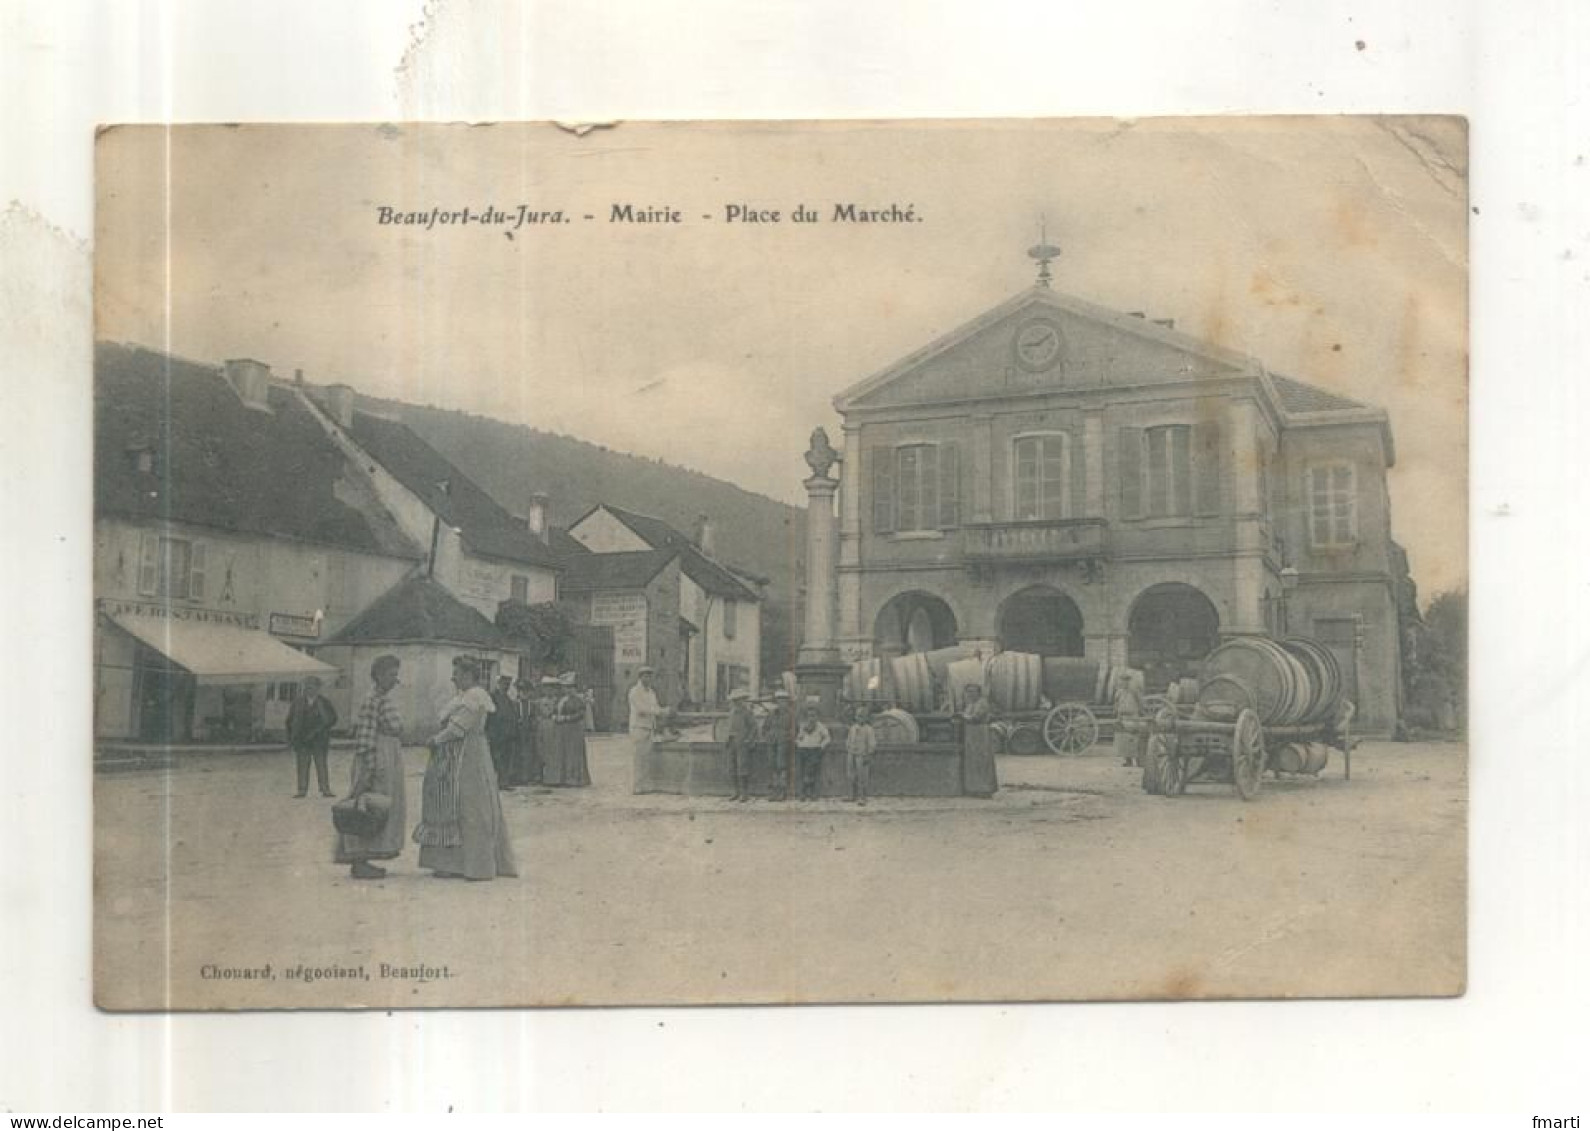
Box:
(987, 651), (1045, 711)
(1043, 656), (1101, 704)
(1280, 638), (1343, 725)
(1200, 638), (1320, 726)
(923, 644), (976, 689)
(1300, 742), (1331, 775)
(874, 707), (920, 746)
(1274, 741), (1332, 775)
(1273, 741), (1307, 773)
(945, 657), (988, 713)
(842, 658), (883, 702)
(1093, 661), (1113, 706)
(889, 653), (936, 712)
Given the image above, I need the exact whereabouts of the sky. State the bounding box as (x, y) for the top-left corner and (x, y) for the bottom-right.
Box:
(95, 118), (1467, 595)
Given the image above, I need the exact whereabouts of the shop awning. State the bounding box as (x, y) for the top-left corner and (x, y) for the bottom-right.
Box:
(108, 612), (335, 686)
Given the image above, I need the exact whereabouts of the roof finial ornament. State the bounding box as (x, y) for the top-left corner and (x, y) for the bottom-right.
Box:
(1027, 215), (1061, 288)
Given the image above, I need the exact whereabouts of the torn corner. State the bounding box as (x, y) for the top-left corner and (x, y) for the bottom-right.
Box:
(553, 121), (623, 138)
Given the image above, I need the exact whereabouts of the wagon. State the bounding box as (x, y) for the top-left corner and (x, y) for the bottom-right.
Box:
(1142, 637), (1357, 801)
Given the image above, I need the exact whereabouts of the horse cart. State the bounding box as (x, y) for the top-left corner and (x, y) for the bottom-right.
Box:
(1142, 637), (1356, 801)
(841, 649), (1135, 756)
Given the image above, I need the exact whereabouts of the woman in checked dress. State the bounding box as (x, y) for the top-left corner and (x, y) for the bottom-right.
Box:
(333, 654), (408, 880)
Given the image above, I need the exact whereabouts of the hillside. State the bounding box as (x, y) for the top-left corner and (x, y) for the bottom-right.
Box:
(363, 397), (807, 601)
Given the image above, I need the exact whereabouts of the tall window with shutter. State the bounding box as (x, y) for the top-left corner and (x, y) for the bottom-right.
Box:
(896, 444), (938, 532)
(1146, 425), (1191, 517)
(1013, 434), (1071, 520)
(873, 442), (961, 533)
(138, 534), (206, 599)
(1119, 423), (1221, 520)
(1307, 462), (1357, 547)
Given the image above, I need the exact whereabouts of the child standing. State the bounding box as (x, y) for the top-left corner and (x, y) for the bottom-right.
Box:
(725, 687), (757, 802)
(846, 706), (878, 805)
(794, 705), (831, 801)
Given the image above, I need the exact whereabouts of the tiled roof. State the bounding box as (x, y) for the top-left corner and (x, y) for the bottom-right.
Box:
(547, 526), (590, 560)
(325, 575), (509, 648)
(557, 549), (677, 593)
(1271, 375), (1371, 414)
(94, 343), (422, 559)
(341, 410), (562, 570)
(597, 505), (762, 602)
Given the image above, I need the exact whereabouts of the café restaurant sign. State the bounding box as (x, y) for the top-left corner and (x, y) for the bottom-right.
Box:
(99, 598), (261, 630)
(268, 612), (321, 638)
(590, 593), (648, 664)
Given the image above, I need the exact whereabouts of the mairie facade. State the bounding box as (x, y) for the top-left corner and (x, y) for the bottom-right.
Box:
(830, 286), (1405, 732)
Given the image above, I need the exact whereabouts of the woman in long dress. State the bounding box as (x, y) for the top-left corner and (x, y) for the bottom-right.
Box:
(412, 655), (518, 881)
(543, 675), (593, 787)
(534, 679), (563, 783)
(959, 682), (999, 798)
(334, 653), (409, 880)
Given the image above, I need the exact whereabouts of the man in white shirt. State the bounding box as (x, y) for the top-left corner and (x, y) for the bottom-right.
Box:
(628, 666), (663, 763)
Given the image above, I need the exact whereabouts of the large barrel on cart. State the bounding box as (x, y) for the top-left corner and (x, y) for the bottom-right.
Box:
(1144, 635), (1355, 801)
(1195, 637), (1343, 725)
(984, 652), (1124, 755)
(889, 645), (978, 713)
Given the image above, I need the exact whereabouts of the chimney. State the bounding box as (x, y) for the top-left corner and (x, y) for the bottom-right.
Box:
(693, 512), (715, 557)
(326, 383), (356, 428)
(526, 492), (550, 540)
(224, 358), (273, 411)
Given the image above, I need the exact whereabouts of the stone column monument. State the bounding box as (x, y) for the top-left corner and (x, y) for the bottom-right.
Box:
(794, 427), (850, 717)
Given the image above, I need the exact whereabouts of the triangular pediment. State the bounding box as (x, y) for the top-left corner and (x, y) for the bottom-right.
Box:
(834, 288), (1258, 412)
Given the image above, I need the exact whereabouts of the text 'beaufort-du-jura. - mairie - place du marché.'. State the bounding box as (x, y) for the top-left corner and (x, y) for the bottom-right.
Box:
(374, 202), (923, 230)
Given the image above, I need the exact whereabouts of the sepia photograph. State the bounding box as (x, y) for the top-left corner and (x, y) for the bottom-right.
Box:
(91, 118), (1467, 1010)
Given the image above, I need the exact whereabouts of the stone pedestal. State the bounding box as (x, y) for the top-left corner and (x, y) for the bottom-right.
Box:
(794, 661), (850, 721)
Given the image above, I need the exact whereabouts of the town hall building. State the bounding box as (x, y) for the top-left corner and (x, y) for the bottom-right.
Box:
(827, 275), (1406, 733)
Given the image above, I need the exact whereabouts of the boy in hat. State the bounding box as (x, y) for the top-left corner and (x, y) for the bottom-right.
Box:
(795, 703), (832, 801)
(761, 688), (793, 801)
(846, 704), (878, 805)
(725, 687), (756, 802)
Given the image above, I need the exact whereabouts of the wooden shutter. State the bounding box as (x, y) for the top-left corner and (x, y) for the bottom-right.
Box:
(938, 442), (961, 529)
(137, 534), (158, 595)
(1069, 430), (1086, 518)
(1194, 419), (1222, 516)
(871, 447), (895, 534)
(189, 542), (207, 600)
(1118, 428), (1143, 519)
(1170, 426), (1192, 516)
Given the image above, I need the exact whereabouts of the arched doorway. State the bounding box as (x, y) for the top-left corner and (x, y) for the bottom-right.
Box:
(1127, 583), (1220, 690)
(998, 585), (1085, 657)
(874, 591), (958, 658)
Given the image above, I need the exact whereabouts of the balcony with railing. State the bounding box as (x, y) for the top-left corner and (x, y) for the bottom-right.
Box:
(961, 517), (1108, 563)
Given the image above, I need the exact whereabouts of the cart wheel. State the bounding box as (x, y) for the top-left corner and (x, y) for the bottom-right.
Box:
(1231, 708), (1265, 801)
(1044, 703), (1099, 755)
(1150, 705), (1185, 796)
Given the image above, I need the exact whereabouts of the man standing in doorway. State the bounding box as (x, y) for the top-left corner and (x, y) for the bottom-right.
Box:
(285, 675), (338, 798)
